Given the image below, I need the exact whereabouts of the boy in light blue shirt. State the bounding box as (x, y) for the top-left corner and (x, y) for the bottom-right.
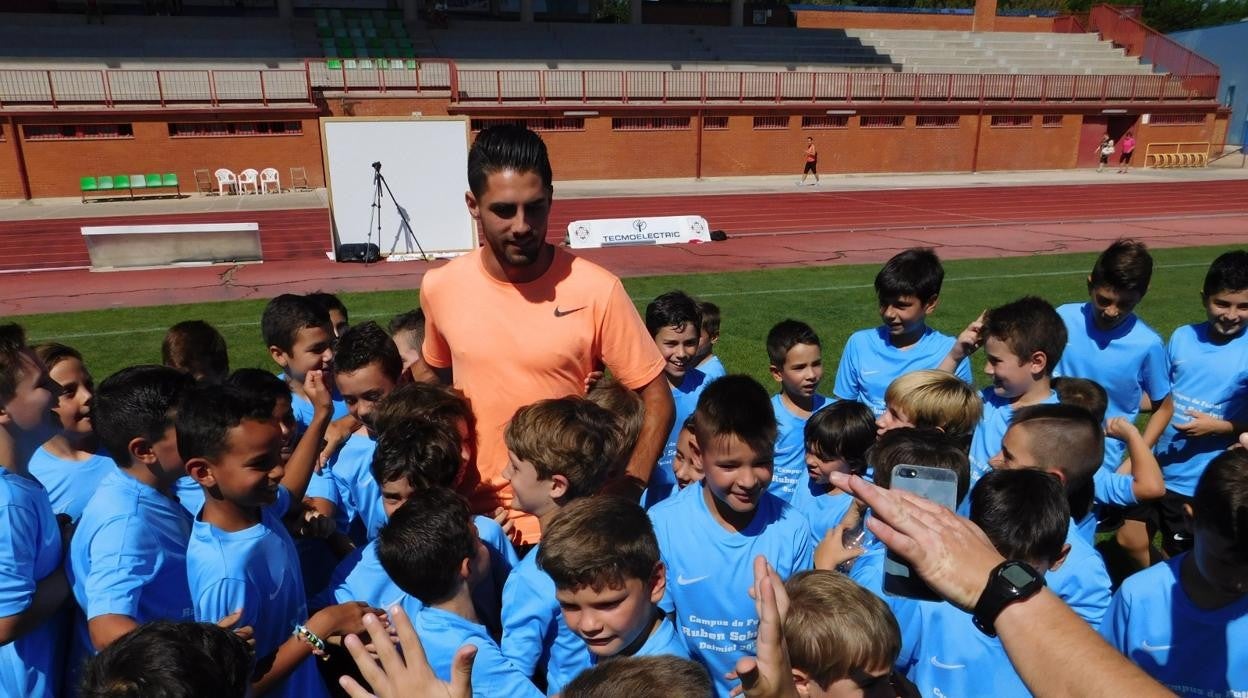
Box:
(181, 379), (376, 698)
(766, 320), (830, 502)
(378, 488), (543, 698)
(305, 321), (403, 543)
(945, 296), (1066, 483)
(834, 248), (972, 417)
(261, 293), (349, 431)
(644, 291), (709, 509)
(500, 397), (620, 695)
(790, 400), (875, 546)
(1100, 448), (1248, 695)
(538, 496), (690, 664)
(1141, 250), (1248, 557)
(891, 469), (1071, 698)
(69, 366), (197, 666)
(649, 375), (813, 698)
(0, 325), (67, 698)
(693, 300), (727, 382)
(1053, 239), (1169, 473)
(989, 404), (1112, 626)
(28, 342), (113, 522)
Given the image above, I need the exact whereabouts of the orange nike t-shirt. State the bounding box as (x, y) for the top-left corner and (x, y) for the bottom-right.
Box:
(420, 246), (665, 544)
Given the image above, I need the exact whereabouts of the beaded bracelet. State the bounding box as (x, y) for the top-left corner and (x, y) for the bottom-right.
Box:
(293, 623), (329, 660)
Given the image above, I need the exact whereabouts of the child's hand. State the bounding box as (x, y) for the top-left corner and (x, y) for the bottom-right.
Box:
(492, 507), (520, 546)
(813, 521), (866, 572)
(726, 556), (798, 698)
(216, 608), (256, 646)
(952, 311), (987, 360)
(1176, 409), (1229, 438)
(315, 602), (389, 639)
(299, 509), (337, 540)
(304, 370), (332, 416)
(583, 370), (604, 393)
(317, 416), (356, 471)
(340, 606), (476, 698)
(1104, 417), (1141, 443)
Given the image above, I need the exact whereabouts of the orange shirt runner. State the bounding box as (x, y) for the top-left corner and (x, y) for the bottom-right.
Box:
(420, 246), (665, 544)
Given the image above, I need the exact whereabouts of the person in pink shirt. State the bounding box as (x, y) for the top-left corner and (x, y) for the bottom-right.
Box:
(1118, 132), (1137, 173)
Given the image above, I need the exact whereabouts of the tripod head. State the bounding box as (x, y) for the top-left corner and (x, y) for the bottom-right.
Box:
(372, 161), (382, 173)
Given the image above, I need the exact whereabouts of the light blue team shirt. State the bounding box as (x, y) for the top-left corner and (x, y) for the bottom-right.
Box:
(69, 469), (195, 660)
(832, 326), (973, 417)
(0, 471), (64, 698)
(414, 606), (544, 698)
(1100, 554), (1248, 695)
(968, 388), (1059, 484)
(586, 614), (691, 667)
(306, 433), (384, 541)
(1153, 322), (1248, 496)
(769, 394), (829, 502)
(847, 537), (887, 597)
(649, 482), (814, 698)
(889, 595), (1030, 698)
(1053, 302), (1170, 471)
(500, 545), (592, 696)
(27, 446), (115, 522)
(187, 487), (328, 698)
(698, 355), (727, 382)
(318, 515), (517, 637)
(1046, 521), (1111, 628)
(1080, 468), (1139, 544)
(173, 475), (204, 516)
(285, 377), (350, 432)
(788, 478), (855, 547)
(644, 368), (709, 510)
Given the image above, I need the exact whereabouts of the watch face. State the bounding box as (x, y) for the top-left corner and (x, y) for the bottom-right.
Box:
(1002, 563), (1038, 587)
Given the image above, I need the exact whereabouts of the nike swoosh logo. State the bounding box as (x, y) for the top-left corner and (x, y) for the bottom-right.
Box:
(929, 656), (966, 670)
(676, 574), (709, 586)
(1140, 641), (1171, 653)
(554, 306), (586, 318)
(862, 370), (880, 375)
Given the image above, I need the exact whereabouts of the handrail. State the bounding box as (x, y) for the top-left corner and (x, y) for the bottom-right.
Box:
(1052, 14), (1088, 33)
(1086, 4), (1220, 78)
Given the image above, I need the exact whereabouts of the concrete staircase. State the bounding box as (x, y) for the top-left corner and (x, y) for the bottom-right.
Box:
(844, 29), (1155, 75)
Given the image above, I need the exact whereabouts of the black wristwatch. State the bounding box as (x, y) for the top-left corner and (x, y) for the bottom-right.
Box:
(972, 561), (1045, 637)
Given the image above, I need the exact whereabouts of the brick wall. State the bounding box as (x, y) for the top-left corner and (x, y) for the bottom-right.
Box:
(976, 113), (1082, 170)
(0, 122), (24, 199)
(13, 113), (325, 198)
(794, 9), (1054, 32)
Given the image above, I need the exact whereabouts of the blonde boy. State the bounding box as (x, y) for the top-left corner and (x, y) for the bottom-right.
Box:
(876, 369), (983, 446)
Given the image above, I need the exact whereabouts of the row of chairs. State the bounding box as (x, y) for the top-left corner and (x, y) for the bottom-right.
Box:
(212, 168), (281, 196)
(80, 173), (179, 202)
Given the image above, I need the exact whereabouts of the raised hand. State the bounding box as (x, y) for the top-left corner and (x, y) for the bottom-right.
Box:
(340, 606), (476, 698)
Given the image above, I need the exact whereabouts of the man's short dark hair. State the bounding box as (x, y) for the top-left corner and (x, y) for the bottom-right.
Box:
(1010, 403), (1103, 520)
(1194, 448), (1248, 560)
(562, 656), (712, 698)
(874, 248), (944, 303)
(1052, 377), (1109, 423)
(697, 300), (721, 337)
(162, 320), (229, 383)
(175, 383), (273, 463)
(983, 296), (1066, 375)
(80, 620), (253, 698)
(971, 469), (1069, 568)
(226, 368), (289, 410)
(261, 294), (330, 354)
(388, 308), (426, 335)
(377, 489), (475, 604)
(692, 375), (778, 460)
(538, 496), (659, 592)
(1090, 239), (1153, 295)
(869, 427), (971, 505)
(372, 419), (464, 490)
(334, 321), (403, 382)
(93, 366), (195, 467)
(803, 400), (877, 475)
(645, 291), (702, 338)
(1203, 250), (1248, 297)
(766, 319), (820, 368)
(468, 124), (553, 198)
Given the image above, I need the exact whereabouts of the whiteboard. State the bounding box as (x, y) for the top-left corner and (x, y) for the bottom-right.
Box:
(321, 117), (477, 258)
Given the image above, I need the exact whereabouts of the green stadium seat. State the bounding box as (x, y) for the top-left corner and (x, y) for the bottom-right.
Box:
(397, 37), (413, 49)
(162, 173), (180, 195)
(340, 47), (356, 59)
(405, 59), (419, 70)
(367, 37), (383, 49)
(398, 47), (416, 59)
(111, 175), (129, 191)
(326, 59), (342, 70)
(80, 176), (98, 192)
(323, 47), (338, 58)
(360, 59), (374, 69)
(145, 173), (162, 187)
(335, 37), (352, 50)
(96, 176), (114, 191)
(129, 174), (147, 191)
(344, 59), (359, 69)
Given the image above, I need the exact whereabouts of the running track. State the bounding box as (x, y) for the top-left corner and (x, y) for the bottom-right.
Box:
(3, 178), (1247, 315)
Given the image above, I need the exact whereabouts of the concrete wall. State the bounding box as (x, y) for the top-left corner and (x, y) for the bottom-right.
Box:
(793, 9), (1054, 33)
(1169, 22), (1248, 145)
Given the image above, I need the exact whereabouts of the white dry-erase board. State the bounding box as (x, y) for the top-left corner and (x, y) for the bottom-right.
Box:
(320, 117), (477, 258)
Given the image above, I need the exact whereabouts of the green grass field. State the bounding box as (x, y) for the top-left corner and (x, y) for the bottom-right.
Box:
(12, 242), (1240, 388)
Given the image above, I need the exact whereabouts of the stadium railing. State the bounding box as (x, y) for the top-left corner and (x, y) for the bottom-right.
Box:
(1081, 4), (1219, 79)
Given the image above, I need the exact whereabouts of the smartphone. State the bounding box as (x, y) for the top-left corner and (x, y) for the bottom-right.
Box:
(883, 464), (959, 600)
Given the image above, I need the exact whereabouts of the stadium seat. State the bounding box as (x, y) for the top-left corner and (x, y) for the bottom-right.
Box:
(162, 173), (180, 195)
(326, 59), (342, 70)
(80, 176), (97, 192)
(145, 173), (162, 187)
(96, 176), (114, 192)
(129, 174), (147, 192)
(260, 167), (280, 194)
(112, 175), (130, 192)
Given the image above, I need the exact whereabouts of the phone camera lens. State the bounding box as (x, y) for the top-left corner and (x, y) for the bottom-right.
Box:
(900, 468), (916, 478)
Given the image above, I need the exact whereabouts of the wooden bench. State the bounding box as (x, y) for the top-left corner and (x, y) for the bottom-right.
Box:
(81, 222), (261, 269)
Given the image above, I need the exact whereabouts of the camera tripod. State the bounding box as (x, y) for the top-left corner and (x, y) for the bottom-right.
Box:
(367, 161), (428, 263)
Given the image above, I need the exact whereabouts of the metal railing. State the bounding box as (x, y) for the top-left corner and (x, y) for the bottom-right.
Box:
(0, 68), (312, 109)
(1086, 4), (1220, 78)
(308, 58), (455, 95)
(452, 69), (1219, 105)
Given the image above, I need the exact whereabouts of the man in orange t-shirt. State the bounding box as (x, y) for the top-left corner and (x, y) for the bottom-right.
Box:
(799, 136), (820, 186)
(419, 125), (674, 545)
